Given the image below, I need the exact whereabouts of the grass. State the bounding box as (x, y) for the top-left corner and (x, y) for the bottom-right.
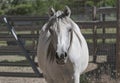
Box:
(81, 27), (116, 44)
(81, 29), (93, 34)
(80, 74), (89, 83)
(0, 41), (7, 46)
(81, 28), (116, 34)
(0, 55), (26, 62)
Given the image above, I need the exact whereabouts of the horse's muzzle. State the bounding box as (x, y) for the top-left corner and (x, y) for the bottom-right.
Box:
(55, 52), (67, 65)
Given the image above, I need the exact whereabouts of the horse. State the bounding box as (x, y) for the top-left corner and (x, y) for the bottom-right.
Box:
(37, 6), (89, 83)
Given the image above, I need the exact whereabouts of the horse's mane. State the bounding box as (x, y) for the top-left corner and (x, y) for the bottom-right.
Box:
(47, 38), (56, 62)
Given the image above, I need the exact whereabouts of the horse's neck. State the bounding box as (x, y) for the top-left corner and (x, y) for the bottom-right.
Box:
(70, 19), (85, 42)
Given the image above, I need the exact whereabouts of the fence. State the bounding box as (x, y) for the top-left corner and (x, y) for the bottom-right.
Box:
(0, 16), (47, 77)
(0, 7), (118, 77)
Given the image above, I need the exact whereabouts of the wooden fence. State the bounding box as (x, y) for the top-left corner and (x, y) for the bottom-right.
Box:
(0, 17), (116, 63)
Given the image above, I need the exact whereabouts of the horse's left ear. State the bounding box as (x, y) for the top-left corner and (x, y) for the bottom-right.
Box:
(64, 6), (71, 17)
(48, 7), (55, 17)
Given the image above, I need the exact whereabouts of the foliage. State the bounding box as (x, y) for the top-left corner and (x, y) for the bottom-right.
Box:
(0, 10), (4, 15)
(85, 1), (94, 7)
(31, 0), (74, 15)
(80, 74), (89, 83)
(5, 4), (33, 15)
(85, 0), (116, 7)
(0, 0), (117, 15)
(46, 0), (74, 10)
(104, 0), (116, 7)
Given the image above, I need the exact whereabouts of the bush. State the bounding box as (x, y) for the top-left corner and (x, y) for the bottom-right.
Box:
(5, 4), (33, 15)
(80, 74), (89, 83)
(0, 10), (5, 15)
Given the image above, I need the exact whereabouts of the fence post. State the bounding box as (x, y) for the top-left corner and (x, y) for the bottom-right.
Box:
(102, 0), (106, 43)
(92, 6), (97, 63)
(116, 0), (120, 77)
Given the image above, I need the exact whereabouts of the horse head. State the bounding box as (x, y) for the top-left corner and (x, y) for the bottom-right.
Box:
(46, 6), (73, 65)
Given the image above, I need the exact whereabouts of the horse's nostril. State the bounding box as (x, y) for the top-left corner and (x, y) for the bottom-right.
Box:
(55, 53), (59, 59)
(65, 52), (67, 57)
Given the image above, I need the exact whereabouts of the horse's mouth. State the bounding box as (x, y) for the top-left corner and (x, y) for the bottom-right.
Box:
(55, 53), (68, 65)
(56, 59), (66, 65)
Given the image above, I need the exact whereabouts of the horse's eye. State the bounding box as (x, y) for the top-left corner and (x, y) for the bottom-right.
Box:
(49, 28), (53, 34)
(69, 29), (72, 32)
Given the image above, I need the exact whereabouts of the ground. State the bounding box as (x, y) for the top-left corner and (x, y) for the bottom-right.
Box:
(0, 55), (46, 83)
(0, 55), (119, 83)
(0, 77), (46, 83)
(0, 66), (47, 83)
(0, 73), (119, 83)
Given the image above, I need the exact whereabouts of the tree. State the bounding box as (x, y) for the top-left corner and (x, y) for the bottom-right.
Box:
(31, 0), (74, 15)
(85, 0), (116, 7)
(0, 0), (117, 15)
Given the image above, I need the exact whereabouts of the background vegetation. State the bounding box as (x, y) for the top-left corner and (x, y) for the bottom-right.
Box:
(0, 0), (116, 16)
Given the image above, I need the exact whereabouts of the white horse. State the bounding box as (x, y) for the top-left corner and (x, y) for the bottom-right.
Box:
(37, 6), (89, 83)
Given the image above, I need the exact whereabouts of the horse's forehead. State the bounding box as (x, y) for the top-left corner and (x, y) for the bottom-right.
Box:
(55, 10), (63, 17)
(50, 10), (72, 31)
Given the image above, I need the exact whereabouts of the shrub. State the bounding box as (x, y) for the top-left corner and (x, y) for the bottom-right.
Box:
(5, 4), (33, 15)
(0, 10), (4, 15)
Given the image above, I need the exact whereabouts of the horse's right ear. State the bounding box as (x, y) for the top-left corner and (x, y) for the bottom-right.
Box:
(48, 7), (55, 17)
(63, 6), (71, 17)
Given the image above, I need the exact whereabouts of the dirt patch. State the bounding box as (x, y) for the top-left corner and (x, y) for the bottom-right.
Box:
(88, 74), (118, 83)
(0, 55), (47, 83)
(0, 77), (47, 83)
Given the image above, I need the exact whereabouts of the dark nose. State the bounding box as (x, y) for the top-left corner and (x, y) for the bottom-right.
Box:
(60, 52), (67, 59)
(60, 54), (65, 59)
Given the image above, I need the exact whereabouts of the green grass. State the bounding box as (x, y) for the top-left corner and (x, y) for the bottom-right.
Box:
(0, 41), (7, 46)
(80, 74), (89, 83)
(0, 55), (26, 62)
(105, 39), (116, 43)
(81, 27), (116, 44)
(106, 28), (116, 33)
(81, 29), (93, 34)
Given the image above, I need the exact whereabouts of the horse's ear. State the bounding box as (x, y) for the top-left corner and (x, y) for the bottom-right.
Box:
(64, 6), (71, 17)
(48, 7), (55, 17)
